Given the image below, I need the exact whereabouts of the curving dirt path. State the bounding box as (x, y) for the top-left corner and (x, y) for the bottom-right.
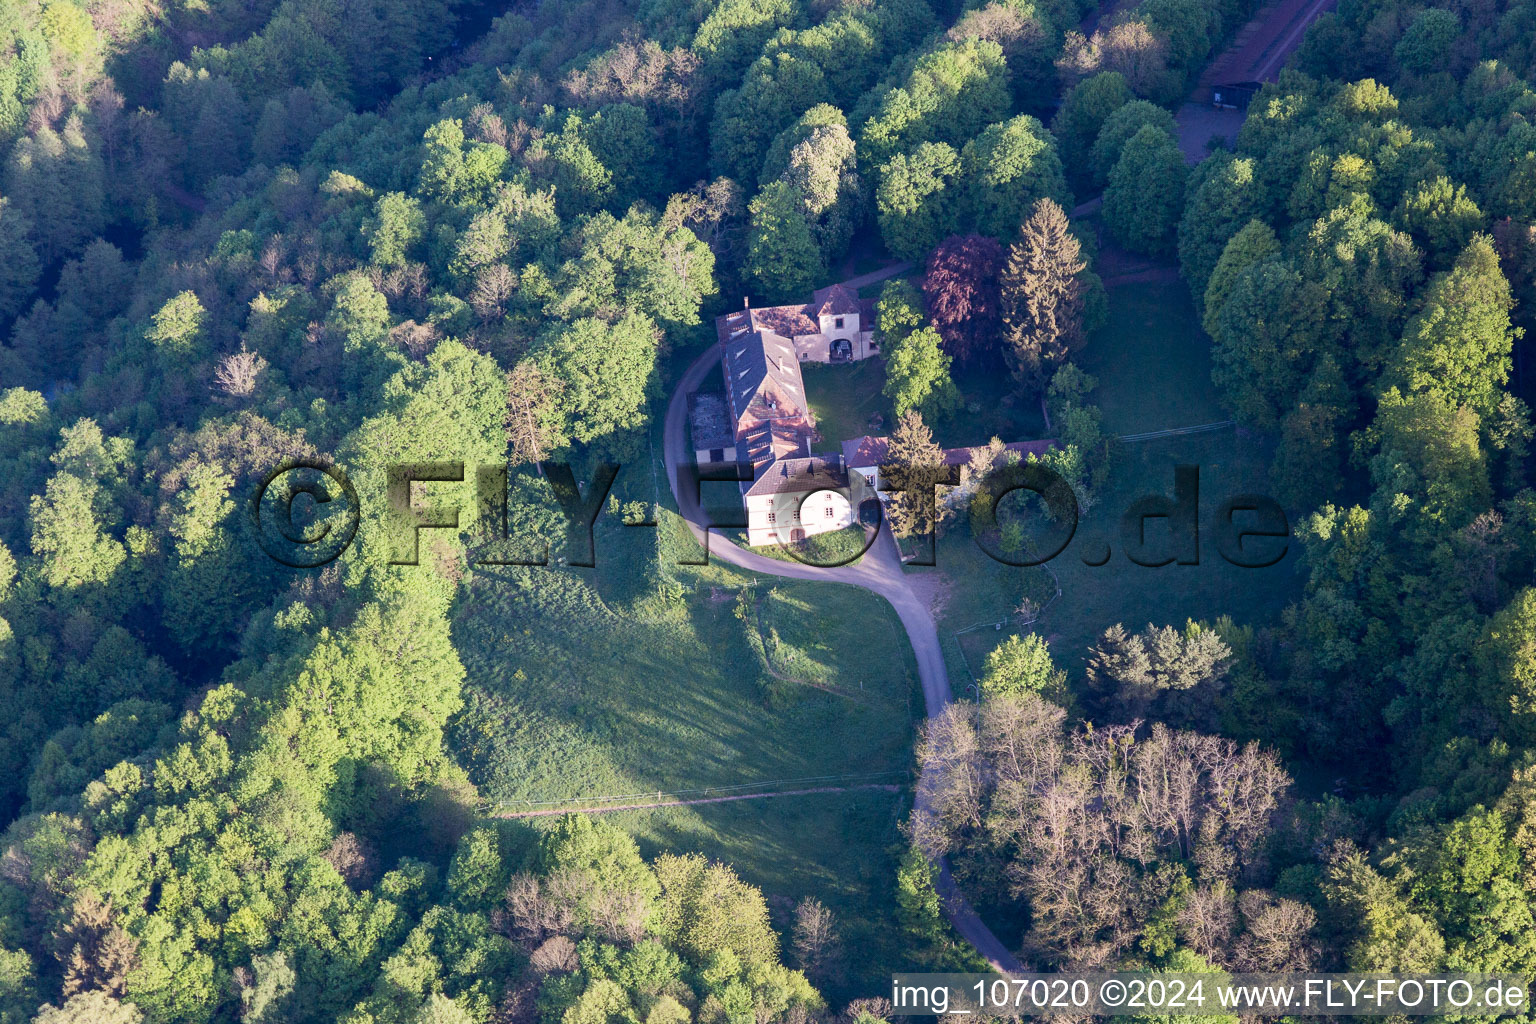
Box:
(662, 339), (1024, 974)
(495, 784), (903, 818)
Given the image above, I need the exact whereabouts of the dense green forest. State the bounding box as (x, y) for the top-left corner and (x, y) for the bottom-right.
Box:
(3, 0), (1536, 1012)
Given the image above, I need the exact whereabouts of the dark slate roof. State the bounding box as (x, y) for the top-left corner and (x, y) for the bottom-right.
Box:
(743, 455), (850, 497)
(720, 312), (809, 436)
(814, 283), (861, 317)
(688, 392), (735, 451)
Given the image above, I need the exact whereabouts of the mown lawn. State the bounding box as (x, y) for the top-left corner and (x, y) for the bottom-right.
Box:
(448, 424), (925, 992)
(804, 359), (889, 453)
(910, 278), (1303, 687)
(1076, 278), (1227, 435)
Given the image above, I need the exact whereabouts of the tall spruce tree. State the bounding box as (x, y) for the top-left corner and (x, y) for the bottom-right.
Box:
(884, 410), (950, 539)
(1001, 198), (1087, 390)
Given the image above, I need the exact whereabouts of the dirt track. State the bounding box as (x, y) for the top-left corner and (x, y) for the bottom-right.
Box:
(493, 785), (904, 818)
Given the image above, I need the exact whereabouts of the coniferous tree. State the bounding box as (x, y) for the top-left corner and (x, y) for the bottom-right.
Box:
(884, 410), (950, 539)
(1001, 198), (1087, 390)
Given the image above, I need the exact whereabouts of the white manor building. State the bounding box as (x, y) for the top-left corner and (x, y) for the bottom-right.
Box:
(689, 282), (1054, 547)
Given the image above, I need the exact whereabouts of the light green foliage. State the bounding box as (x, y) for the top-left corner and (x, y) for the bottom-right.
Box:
(1296, 204), (1424, 379)
(1201, 218), (1280, 338)
(1103, 125), (1186, 256)
(883, 325), (960, 419)
(875, 142), (961, 261)
(961, 115), (1070, 240)
(27, 700), (173, 813)
(419, 119), (508, 208)
(876, 278), (925, 343)
(0, 945), (33, 1024)
(893, 845), (979, 968)
(32, 991), (143, 1024)
(712, 54), (831, 188)
(1325, 853), (1445, 971)
(746, 180), (826, 302)
(145, 291), (207, 360)
(1481, 588), (1536, 727)
(532, 313), (662, 456)
(1111, 949), (1236, 1024)
(652, 853), (777, 967)
(691, 0), (802, 84)
(1369, 386), (1491, 530)
(857, 38), (1011, 170)
(980, 633), (1059, 699)
(366, 193), (428, 267)
(1411, 809), (1536, 974)
(238, 952), (296, 1023)
(1387, 234), (1515, 416)
(1394, 177), (1484, 267)
(28, 472), (125, 590)
(541, 104), (659, 213)
(555, 207), (714, 329)
(766, 105), (863, 261)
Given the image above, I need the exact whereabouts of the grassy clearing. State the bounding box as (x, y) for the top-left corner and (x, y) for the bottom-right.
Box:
(907, 279), (1302, 690)
(1076, 279), (1227, 435)
(450, 399), (925, 991)
(451, 537), (920, 803)
(749, 524), (873, 567)
(1035, 429), (1300, 669)
(803, 354), (1051, 455)
(932, 361), (1049, 450)
(906, 525), (1059, 690)
(804, 359), (890, 452)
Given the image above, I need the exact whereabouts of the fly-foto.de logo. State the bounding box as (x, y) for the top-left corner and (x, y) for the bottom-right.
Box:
(248, 459), (1289, 571)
